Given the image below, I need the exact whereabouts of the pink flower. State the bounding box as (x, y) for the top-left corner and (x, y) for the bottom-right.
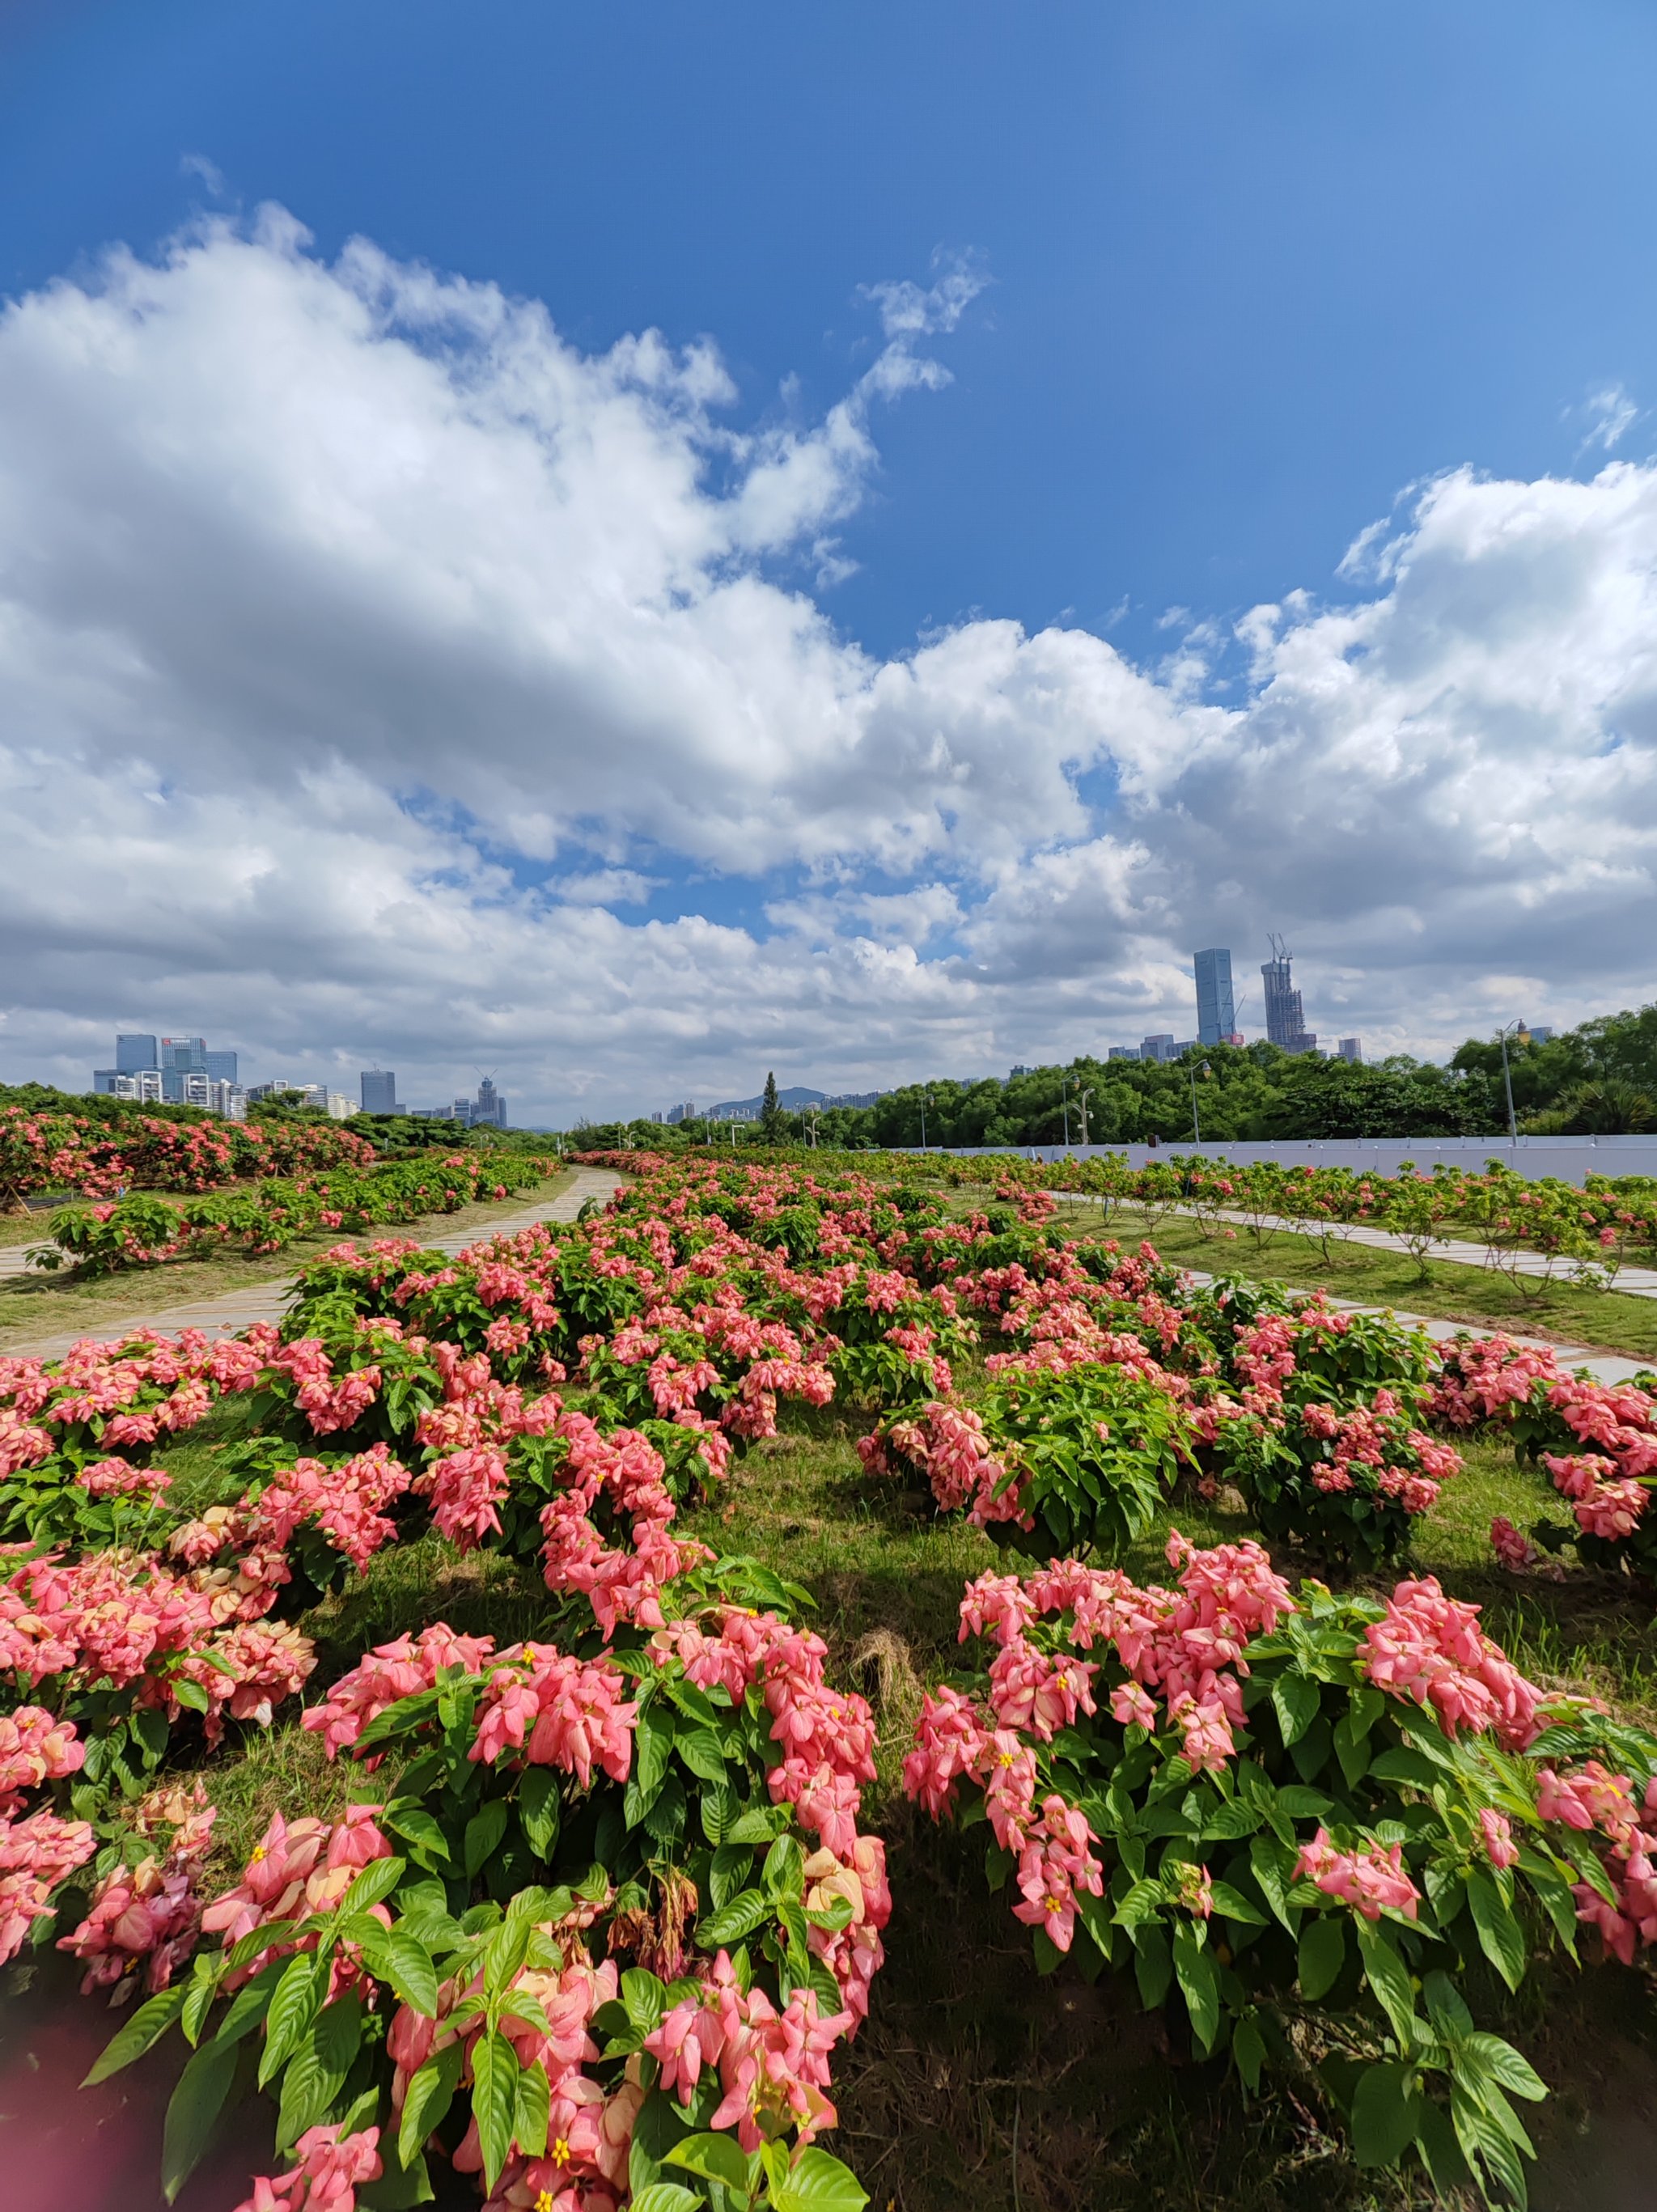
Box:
(1294, 1828), (1419, 1921)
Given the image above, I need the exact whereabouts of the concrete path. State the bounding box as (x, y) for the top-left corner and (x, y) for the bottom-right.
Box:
(2, 1168), (624, 1363)
(1159, 1200), (1657, 1299)
(1041, 1189), (1655, 1384)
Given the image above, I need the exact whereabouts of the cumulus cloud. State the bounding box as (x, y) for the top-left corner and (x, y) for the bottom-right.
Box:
(0, 211), (1652, 1116)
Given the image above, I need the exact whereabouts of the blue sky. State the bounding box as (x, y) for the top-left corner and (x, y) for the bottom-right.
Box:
(2, 1), (1655, 1115)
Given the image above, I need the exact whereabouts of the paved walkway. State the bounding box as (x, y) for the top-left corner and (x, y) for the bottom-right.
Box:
(1166, 1200), (1657, 1299)
(1, 1169), (624, 1362)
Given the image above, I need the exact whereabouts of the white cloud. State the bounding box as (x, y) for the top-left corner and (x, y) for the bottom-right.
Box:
(0, 213), (1652, 1117)
(553, 869), (660, 907)
(1579, 381), (1639, 454)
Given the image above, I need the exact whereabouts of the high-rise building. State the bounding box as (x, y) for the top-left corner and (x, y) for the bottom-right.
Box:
(205, 1050), (239, 1084)
(664, 1102), (697, 1125)
(162, 1036), (208, 1074)
(117, 1032), (159, 1074)
(1337, 1037), (1362, 1064)
(1139, 1034), (1178, 1064)
(1193, 948), (1236, 1047)
(475, 1077), (506, 1129)
(1261, 937), (1317, 1055)
(1108, 1046), (1140, 1062)
(360, 1070), (399, 1114)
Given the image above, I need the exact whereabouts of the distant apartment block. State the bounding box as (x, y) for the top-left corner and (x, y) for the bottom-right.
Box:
(664, 1102), (697, 1124)
(360, 1070), (400, 1114)
(1337, 1037), (1362, 1063)
(1193, 948), (1237, 1046)
(117, 1032), (158, 1074)
(1108, 1046), (1139, 1062)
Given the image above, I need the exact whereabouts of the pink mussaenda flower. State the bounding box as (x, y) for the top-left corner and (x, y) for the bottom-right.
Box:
(1294, 1827), (1419, 1921)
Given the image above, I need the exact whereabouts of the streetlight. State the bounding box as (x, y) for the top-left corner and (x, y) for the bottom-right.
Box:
(1189, 1059), (1212, 1142)
(1076, 1085), (1091, 1146)
(918, 1089), (933, 1150)
(1497, 1020), (1524, 1146)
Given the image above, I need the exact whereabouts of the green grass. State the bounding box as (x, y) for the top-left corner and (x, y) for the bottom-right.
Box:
(1031, 1197), (1657, 1363)
(0, 1170), (573, 1352)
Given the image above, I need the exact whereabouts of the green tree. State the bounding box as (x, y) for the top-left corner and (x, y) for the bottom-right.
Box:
(760, 1070), (785, 1142)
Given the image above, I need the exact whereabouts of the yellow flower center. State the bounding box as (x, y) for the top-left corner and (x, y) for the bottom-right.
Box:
(534, 2194), (555, 2212)
(997, 1750), (1015, 1769)
(248, 1844), (266, 1862)
(551, 2137), (572, 2168)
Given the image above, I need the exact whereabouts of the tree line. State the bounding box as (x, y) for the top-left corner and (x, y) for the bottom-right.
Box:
(569, 1002), (1657, 1151)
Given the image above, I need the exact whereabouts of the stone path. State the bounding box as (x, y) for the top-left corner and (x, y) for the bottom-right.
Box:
(0, 1168), (624, 1362)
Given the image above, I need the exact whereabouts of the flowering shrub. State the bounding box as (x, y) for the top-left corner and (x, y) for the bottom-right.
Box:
(864, 1363), (1193, 1558)
(1430, 1336), (1657, 1587)
(42, 1153), (541, 1274)
(907, 1535), (1657, 2206)
(96, 1563), (882, 2211)
(0, 1100), (379, 1212)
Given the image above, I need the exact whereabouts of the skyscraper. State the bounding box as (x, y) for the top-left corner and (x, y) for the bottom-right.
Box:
(1193, 948), (1236, 1046)
(1261, 936), (1317, 1055)
(117, 1033), (159, 1074)
(205, 1050), (239, 1084)
(161, 1036), (208, 1074)
(360, 1070), (399, 1114)
(475, 1077), (506, 1129)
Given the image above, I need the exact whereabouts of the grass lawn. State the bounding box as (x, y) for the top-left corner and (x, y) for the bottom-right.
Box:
(1025, 1196), (1657, 1364)
(154, 1329), (1657, 2212)
(0, 1169), (573, 1352)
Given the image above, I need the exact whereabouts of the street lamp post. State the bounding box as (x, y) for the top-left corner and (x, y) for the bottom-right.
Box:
(1077, 1086), (1091, 1146)
(918, 1089), (932, 1150)
(1497, 1020), (1524, 1146)
(1189, 1059), (1212, 1142)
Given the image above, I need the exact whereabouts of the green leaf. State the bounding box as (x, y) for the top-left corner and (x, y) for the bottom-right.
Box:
(772, 2146), (871, 2210)
(1422, 1970), (1475, 2040)
(1172, 1924), (1219, 2054)
(276, 1995), (363, 2151)
(397, 2040), (465, 2168)
(383, 1806), (452, 1867)
(630, 2188), (702, 2212)
(1350, 2061), (1422, 2169)
(1298, 1914), (1346, 2002)
(260, 1949), (326, 2087)
(340, 1855), (407, 1916)
(1271, 1671), (1320, 1748)
(1232, 2014), (1265, 2095)
(514, 2055), (550, 2159)
(696, 1888), (774, 1949)
(630, 1693), (674, 1811)
(470, 2028), (519, 2192)
(180, 1956), (221, 2046)
(1461, 2032), (1547, 2104)
(83, 1981), (188, 2086)
(1206, 1880), (1267, 1926)
(383, 1929), (440, 2018)
(1465, 1868), (1527, 1994)
(674, 1723), (729, 1784)
(464, 1800), (510, 1879)
(665, 2132), (753, 2193)
(1354, 1922), (1418, 2045)
(1248, 1837), (1295, 1931)
(161, 2035), (239, 2201)
(519, 1768), (561, 1858)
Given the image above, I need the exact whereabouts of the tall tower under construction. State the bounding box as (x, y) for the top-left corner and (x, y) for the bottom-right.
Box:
(1261, 936), (1317, 1055)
